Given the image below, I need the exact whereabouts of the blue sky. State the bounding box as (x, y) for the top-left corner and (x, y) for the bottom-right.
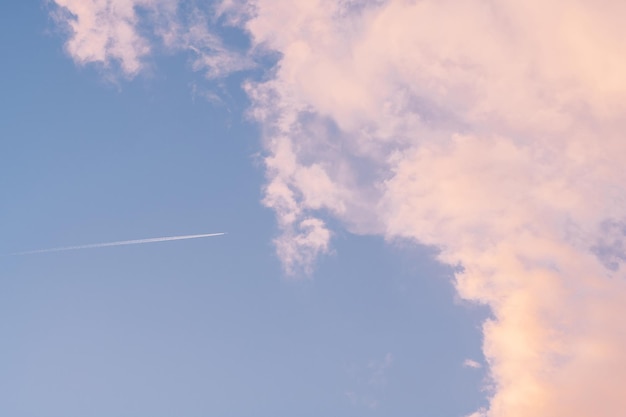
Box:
(0, 2), (488, 417)
(7, 1), (626, 416)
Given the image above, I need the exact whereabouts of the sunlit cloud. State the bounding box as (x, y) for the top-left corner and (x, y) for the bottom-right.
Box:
(50, 0), (156, 75)
(235, 2), (626, 415)
(50, 0), (250, 78)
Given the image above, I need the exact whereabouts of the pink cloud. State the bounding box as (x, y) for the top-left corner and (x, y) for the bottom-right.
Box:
(51, 0), (154, 75)
(51, 0), (250, 78)
(238, 1), (626, 415)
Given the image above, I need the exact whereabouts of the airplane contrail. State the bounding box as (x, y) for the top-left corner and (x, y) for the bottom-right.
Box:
(8, 232), (226, 256)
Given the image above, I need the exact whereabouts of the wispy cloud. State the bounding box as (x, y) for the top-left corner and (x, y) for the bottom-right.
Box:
(368, 352), (393, 386)
(345, 352), (394, 409)
(50, 0), (250, 78)
(463, 359), (482, 370)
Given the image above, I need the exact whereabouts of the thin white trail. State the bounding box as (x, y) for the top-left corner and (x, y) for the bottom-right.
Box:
(8, 233), (226, 256)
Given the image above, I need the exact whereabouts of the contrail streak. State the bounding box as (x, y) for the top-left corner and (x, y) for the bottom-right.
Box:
(8, 233), (226, 256)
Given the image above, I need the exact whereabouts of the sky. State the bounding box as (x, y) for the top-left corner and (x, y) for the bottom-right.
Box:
(2, 1), (626, 416)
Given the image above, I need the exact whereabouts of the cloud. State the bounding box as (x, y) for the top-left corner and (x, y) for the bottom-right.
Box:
(463, 359), (482, 370)
(345, 352), (393, 409)
(465, 410), (488, 417)
(49, 0), (626, 416)
(236, 1), (626, 416)
(368, 352), (393, 386)
(50, 0), (156, 75)
(51, 0), (250, 78)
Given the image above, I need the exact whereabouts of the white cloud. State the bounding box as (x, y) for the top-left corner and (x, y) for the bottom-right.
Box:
(464, 359), (482, 369)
